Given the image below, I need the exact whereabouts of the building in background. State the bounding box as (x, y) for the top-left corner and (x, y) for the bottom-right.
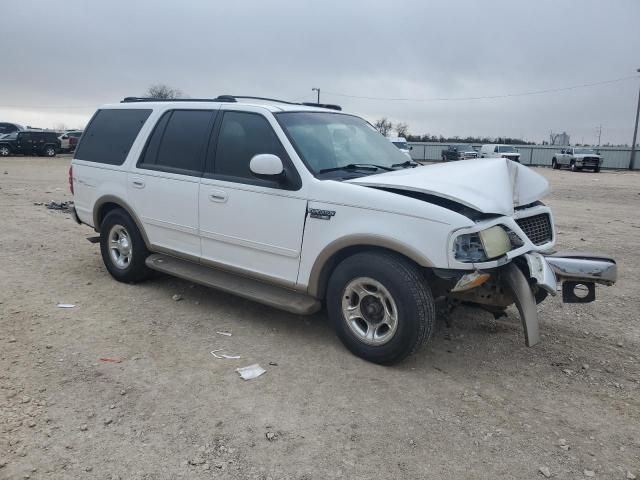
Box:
(550, 131), (570, 146)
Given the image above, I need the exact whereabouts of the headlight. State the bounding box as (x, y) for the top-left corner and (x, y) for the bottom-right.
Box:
(454, 226), (513, 262)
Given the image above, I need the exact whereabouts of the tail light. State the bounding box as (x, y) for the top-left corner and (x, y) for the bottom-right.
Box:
(68, 165), (74, 194)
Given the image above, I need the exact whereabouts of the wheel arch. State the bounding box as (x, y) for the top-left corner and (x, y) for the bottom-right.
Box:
(307, 235), (433, 299)
(93, 196), (151, 248)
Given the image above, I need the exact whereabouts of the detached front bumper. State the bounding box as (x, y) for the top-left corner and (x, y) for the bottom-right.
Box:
(505, 251), (617, 346)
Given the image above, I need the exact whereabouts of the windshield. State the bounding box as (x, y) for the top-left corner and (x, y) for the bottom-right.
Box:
(574, 148), (596, 155)
(497, 145), (517, 153)
(454, 144), (473, 151)
(276, 112), (409, 176)
(392, 141), (409, 150)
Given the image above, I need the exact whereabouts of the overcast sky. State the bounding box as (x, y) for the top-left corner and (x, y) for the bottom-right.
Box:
(1, 0), (639, 144)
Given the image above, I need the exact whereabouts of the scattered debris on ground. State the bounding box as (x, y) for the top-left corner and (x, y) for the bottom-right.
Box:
(45, 200), (73, 211)
(236, 364), (266, 380)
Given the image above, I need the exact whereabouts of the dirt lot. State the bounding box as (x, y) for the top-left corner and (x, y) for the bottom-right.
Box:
(1, 157), (638, 480)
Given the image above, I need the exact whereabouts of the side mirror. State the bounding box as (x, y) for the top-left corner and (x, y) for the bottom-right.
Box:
(62, 135), (68, 139)
(249, 154), (284, 177)
(409, 146), (413, 150)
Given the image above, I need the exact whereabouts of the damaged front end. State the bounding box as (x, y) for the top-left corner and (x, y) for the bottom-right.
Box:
(437, 251), (617, 347)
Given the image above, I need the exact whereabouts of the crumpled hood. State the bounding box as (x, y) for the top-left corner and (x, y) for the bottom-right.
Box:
(347, 158), (549, 216)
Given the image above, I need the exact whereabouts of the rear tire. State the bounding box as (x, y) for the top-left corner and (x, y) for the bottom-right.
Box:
(326, 251), (435, 365)
(44, 145), (56, 157)
(100, 209), (152, 283)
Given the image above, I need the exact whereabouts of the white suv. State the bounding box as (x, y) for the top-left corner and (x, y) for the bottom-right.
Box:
(70, 96), (617, 364)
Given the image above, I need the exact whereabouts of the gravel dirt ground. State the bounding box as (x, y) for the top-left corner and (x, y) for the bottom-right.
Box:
(1, 157), (639, 480)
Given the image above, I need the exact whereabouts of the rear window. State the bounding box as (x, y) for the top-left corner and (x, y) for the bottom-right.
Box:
(75, 109), (151, 165)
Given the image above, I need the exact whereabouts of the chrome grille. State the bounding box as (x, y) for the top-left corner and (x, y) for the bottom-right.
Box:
(516, 213), (552, 246)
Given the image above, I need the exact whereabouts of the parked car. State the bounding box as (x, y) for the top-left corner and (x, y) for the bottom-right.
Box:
(58, 130), (83, 152)
(479, 144), (521, 162)
(441, 144), (478, 162)
(552, 147), (601, 172)
(387, 136), (412, 158)
(0, 122), (24, 135)
(70, 96), (617, 364)
(0, 130), (61, 157)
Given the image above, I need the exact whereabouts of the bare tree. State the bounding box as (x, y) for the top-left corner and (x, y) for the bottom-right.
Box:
(144, 84), (186, 99)
(395, 122), (409, 138)
(373, 118), (393, 137)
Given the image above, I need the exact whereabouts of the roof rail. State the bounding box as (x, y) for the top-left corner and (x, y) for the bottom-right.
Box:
(121, 96), (237, 103)
(300, 102), (342, 111)
(231, 97), (342, 111)
(120, 95), (341, 110)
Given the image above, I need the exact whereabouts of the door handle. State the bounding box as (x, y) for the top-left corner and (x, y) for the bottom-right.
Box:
(131, 179), (145, 189)
(208, 190), (228, 203)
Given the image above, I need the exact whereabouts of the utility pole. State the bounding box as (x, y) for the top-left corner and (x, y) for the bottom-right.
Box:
(312, 87), (320, 104)
(630, 68), (640, 170)
(597, 125), (602, 147)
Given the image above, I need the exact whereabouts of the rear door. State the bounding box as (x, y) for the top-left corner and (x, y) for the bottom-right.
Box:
(199, 108), (307, 286)
(17, 132), (33, 155)
(129, 108), (218, 258)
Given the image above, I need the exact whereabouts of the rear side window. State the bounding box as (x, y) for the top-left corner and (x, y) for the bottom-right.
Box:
(75, 109), (151, 165)
(138, 109), (215, 175)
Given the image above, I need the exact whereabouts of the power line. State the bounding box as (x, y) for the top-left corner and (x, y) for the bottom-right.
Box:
(0, 75), (636, 110)
(323, 75), (639, 102)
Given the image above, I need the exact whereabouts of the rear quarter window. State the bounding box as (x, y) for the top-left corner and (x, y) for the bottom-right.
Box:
(75, 109), (151, 165)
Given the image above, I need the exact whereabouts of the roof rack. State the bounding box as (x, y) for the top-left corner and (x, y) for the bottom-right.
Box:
(121, 96), (236, 103)
(120, 95), (341, 111)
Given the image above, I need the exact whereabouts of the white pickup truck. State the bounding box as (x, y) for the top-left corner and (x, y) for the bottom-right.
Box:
(69, 96), (617, 364)
(552, 147), (602, 172)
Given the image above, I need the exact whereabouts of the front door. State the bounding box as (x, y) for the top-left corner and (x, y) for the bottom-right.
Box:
(128, 108), (218, 258)
(199, 109), (307, 287)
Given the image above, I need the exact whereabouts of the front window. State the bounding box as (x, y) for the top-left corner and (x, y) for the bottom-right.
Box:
(497, 145), (517, 153)
(574, 148), (596, 155)
(276, 112), (409, 177)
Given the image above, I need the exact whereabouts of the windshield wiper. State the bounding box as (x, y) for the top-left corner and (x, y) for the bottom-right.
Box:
(391, 160), (419, 168)
(319, 163), (394, 174)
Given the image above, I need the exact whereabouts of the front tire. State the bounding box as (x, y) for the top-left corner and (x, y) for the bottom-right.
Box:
(100, 209), (152, 283)
(552, 158), (559, 169)
(570, 161), (577, 172)
(44, 145), (56, 157)
(0, 145), (10, 157)
(594, 166), (600, 173)
(326, 251), (435, 365)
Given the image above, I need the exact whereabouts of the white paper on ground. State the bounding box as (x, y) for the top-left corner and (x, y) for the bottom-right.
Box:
(57, 303), (76, 308)
(216, 331), (232, 336)
(236, 364), (266, 380)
